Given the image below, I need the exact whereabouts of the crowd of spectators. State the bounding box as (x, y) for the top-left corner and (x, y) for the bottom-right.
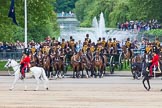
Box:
(117, 19), (161, 33)
(0, 41), (24, 52)
(0, 35), (55, 53)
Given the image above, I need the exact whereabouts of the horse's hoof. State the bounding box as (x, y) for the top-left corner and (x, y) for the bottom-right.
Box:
(160, 89), (162, 91)
(46, 88), (48, 90)
(86, 75), (89, 78)
(34, 90), (37, 91)
(24, 90), (27, 91)
(147, 89), (150, 91)
(9, 88), (13, 91)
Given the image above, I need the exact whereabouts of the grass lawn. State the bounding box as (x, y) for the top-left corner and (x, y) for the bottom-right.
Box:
(0, 61), (8, 71)
(0, 61), (131, 72)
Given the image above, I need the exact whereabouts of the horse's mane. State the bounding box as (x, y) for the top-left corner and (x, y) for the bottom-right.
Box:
(11, 59), (19, 65)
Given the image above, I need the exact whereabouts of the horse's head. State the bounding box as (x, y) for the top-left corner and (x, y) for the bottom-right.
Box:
(78, 50), (83, 56)
(121, 46), (126, 53)
(4, 59), (17, 68)
(4, 59), (12, 68)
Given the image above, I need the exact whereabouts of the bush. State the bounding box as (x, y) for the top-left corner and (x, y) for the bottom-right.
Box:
(144, 29), (162, 37)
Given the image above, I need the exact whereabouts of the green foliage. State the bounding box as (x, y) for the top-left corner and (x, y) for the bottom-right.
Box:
(0, 61), (8, 71)
(0, 0), (59, 42)
(75, 0), (162, 27)
(54, 0), (78, 13)
(109, 0), (129, 27)
(144, 29), (162, 37)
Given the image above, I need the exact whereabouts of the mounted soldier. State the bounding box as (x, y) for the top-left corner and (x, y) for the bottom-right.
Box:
(112, 38), (118, 54)
(82, 41), (88, 54)
(148, 46), (159, 76)
(96, 40), (102, 52)
(125, 38), (132, 57)
(101, 37), (106, 48)
(70, 39), (75, 52)
(107, 38), (113, 54)
(90, 43), (95, 54)
(20, 48), (31, 79)
(155, 37), (160, 54)
(145, 43), (152, 54)
(86, 34), (90, 42)
(61, 38), (66, 49)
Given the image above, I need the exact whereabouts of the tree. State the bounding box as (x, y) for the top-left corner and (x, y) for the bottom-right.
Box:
(75, 0), (162, 27)
(54, 0), (78, 13)
(0, 0), (59, 42)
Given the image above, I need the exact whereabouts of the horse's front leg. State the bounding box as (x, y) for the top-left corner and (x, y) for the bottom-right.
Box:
(10, 73), (19, 90)
(58, 66), (62, 79)
(73, 66), (76, 78)
(23, 79), (28, 91)
(55, 69), (58, 79)
(35, 77), (40, 91)
(47, 67), (51, 78)
(94, 67), (97, 78)
(142, 76), (151, 91)
(90, 66), (94, 77)
(81, 66), (84, 78)
(86, 68), (89, 78)
(76, 66), (80, 78)
(100, 66), (104, 78)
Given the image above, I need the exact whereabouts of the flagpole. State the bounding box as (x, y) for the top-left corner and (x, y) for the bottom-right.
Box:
(24, 0), (27, 48)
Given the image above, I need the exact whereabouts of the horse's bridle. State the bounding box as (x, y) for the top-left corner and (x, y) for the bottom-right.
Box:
(6, 60), (20, 75)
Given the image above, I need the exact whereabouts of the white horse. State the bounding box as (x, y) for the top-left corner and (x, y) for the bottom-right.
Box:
(4, 59), (49, 91)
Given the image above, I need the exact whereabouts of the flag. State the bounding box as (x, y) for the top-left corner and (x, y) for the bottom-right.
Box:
(8, 0), (18, 25)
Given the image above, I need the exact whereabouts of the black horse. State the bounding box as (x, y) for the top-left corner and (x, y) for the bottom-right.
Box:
(142, 58), (162, 91)
(131, 55), (144, 79)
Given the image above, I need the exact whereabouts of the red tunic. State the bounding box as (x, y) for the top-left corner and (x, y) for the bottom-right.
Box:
(151, 54), (159, 65)
(149, 54), (159, 76)
(20, 56), (30, 67)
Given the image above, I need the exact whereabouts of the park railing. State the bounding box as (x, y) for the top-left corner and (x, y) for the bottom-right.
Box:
(0, 51), (22, 61)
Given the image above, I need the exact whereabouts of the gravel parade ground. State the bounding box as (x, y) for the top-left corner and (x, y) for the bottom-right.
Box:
(0, 74), (162, 108)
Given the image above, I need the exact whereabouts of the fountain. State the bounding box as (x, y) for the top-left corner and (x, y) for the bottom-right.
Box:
(92, 12), (106, 40)
(58, 12), (108, 43)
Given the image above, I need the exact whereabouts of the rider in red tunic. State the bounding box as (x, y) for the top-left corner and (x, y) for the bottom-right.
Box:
(20, 48), (30, 79)
(149, 46), (159, 76)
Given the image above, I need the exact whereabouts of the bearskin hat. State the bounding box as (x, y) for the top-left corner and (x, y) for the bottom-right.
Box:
(24, 48), (30, 56)
(152, 46), (157, 53)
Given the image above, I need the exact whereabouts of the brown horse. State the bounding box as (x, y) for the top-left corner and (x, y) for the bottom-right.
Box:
(121, 45), (133, 68)
(53, 49), (65, 79)
(71, 50), (82, 78)
(80, 54), (91, 78)
(36, 51), (43, 67)
(92, 51), (104, 78)
(42, 52), (51, 78)
(30, 53), (38, 67)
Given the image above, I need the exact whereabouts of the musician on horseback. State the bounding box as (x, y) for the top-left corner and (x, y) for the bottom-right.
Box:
(149, 46), (159, 76)
(82, 40), (88, 54)
(155, 37), (160, 54)
(20, 48), (31, 79)
(145, 43), (152, 54)
(90, 43), (95, 53)
(101, 37), (106, 48)
(125, 38), (132, 57)
(112, 38), (118, 53)
(61, 38), (66, 49)
(86, 34), (90, 42)
(107, 38), (113, 54)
